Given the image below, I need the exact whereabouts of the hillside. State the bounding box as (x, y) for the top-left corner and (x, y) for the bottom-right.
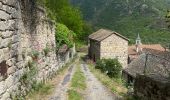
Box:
(70, 0), (170, 44)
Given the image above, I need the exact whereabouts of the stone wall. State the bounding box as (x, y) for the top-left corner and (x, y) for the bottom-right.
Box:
(134, 74), (170, 100)
(100, 34), (128, 68)
(0, 0), (76, 99)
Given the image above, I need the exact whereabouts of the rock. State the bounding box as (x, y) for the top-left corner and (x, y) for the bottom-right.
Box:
(6, 6), (16, 14)
(5, 75), (14, 88)
(1, 92), (10, 100)
(1, 31), (13, 38)
(0, 10), (10, 20)
(2, 48), (10, 60)
(7, 66), (16, 75)
(0, 2), (2, 9)
(0, 21), (8, 31)
(6, 58), (15, 67)
(0, 81), (6, 95)
(0, 38), (12, 48)
(11, 35), (19, 43)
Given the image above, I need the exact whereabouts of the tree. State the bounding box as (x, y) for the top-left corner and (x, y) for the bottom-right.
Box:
(44, 0), (84, 35)
(55, 23), (75, 52)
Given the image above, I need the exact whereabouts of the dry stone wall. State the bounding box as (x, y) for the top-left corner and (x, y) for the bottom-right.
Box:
(0, 0), (76, 99)
(134, 74), (170, 100)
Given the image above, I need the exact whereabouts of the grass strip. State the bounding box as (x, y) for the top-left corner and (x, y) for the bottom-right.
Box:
(68, 63), (86, 100)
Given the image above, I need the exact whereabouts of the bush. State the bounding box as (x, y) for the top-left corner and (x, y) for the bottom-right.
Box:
(96, 58), (122, 78)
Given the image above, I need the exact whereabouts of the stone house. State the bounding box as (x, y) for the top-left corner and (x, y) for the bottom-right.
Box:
(88, 29), (129, 68)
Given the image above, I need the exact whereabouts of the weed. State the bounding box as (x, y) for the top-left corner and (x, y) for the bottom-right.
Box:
(43, 46), (50, 56)
(68, 90), (82, 100)
(68, 63), (86, 100)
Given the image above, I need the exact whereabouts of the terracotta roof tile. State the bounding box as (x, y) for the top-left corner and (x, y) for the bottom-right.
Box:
(128, 44), (165, 55)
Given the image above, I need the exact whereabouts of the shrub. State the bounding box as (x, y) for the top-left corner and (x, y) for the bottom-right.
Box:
(96, 58), (122, 78)
(31, 50), (39, 60)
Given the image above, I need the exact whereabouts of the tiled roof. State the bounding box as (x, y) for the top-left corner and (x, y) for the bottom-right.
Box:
(124, 51), (170, 78)
(128, 44), (165, 55)
(89, 29), (129, 41)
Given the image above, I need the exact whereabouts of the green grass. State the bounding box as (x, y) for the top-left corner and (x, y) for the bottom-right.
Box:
(68, 90), (82, 100)
(86, 61), (127, 97)
(26, 54), (78, 100)
(26, 82), (54, 100)
(68, 63), (86, 100)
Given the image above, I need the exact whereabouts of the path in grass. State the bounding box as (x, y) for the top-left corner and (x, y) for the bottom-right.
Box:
(49, 65), (76, 100)
(81, 63), (119, 100)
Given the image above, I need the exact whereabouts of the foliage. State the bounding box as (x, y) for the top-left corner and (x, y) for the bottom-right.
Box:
(27, 82), (53, 99)
(31, 50), (39, 60)
(42, 0), (84, 36)
(68, 90), (82, 100)
(37, 0), (93, 42)
(20, 61), (37, 84)
(55, 23), (75, 51)
(71, 0), (170, 44)
(96, 59), (122, 78)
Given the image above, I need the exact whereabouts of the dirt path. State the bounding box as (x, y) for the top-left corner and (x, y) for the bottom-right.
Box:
(48, 65), (76, 100)
(81, 63), (119, 100)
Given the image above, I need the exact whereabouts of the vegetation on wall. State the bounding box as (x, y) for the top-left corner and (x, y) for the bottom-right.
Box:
(37, 0), (92, 44)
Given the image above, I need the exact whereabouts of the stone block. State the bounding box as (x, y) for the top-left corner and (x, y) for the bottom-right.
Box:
(0, 48), (10, 61)
(0, 21), (8, 31)
(1, 31), (13, 38)
(5, 75), (14, 88)
(11, 35), (19, 43)
(0, 10), (10, 20)
(0, 81), (6, 95)
(1, 92), (10, 100)
(6, 58), (15, 67)
(7, 66), (16, 75)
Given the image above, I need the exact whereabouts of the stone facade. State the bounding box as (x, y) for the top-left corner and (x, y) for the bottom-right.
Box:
(89, 29), (128, 68)
(100, 34), (128, 68)
(135, 74), (170, 100)
(0, 0), (76, 99)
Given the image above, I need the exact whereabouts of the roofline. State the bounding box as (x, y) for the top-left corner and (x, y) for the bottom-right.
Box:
(89, 29), (129, 42)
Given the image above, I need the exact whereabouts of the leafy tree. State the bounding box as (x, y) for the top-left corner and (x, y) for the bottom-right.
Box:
(37, 0), (93, 43)
(43, 0), (84, 36)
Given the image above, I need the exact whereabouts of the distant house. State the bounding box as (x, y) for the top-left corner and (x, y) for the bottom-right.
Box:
(88, 29), (129, 68)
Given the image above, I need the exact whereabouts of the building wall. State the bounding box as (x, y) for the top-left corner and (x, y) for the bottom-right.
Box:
(89, 40), (100, 62)
(100, 34), (128, 68)
(0, 0), (76, 99)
